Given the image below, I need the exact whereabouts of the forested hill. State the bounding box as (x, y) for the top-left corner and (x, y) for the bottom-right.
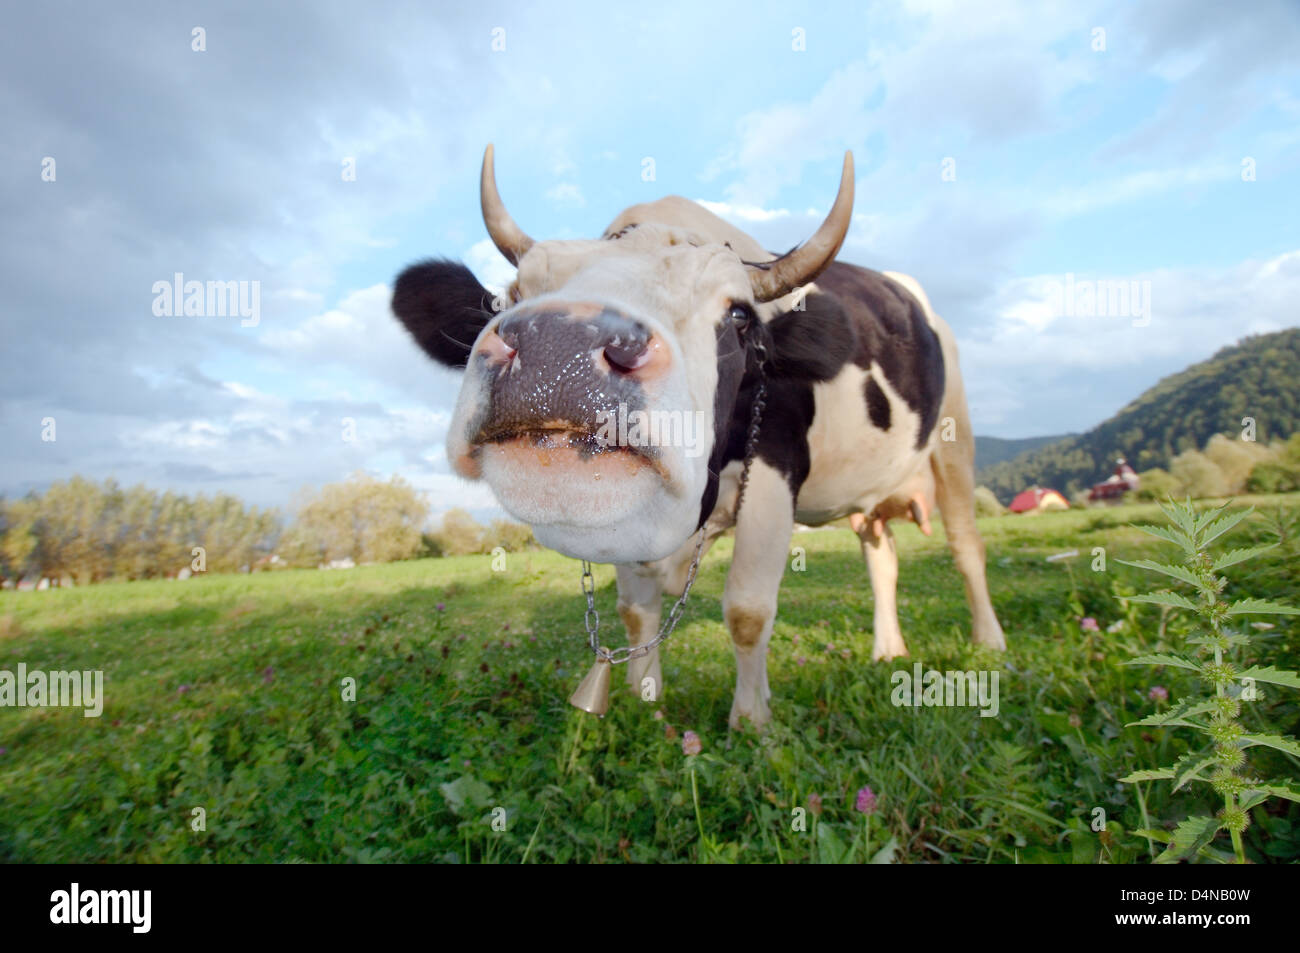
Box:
(974, 434), (1075, 472)
(978, 328), (1300, 502)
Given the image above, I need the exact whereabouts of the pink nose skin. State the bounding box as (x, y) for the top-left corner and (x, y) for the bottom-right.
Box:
(475, 329), (517, 366)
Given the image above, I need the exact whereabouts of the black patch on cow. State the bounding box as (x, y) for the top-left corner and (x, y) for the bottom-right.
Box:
(715, 375), (816, 503)
(696, 318), (745, 528)
(811, 262), (946, 450)
(706, 316), (819, 510)
(864, 376), (891, 431)
(391, 259), (495, 368)
(764, 291), (858, 382)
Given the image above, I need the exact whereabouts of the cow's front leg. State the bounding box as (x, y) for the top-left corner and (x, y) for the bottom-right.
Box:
(615, 562), (664, 702)
(722, 460), (794, 730)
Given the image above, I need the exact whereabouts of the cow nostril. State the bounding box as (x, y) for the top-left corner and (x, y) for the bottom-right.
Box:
(603, 341), (651, 374)
(479, 329), (517, 364)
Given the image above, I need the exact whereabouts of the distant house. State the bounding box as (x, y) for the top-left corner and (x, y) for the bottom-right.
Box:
(1009, 486), (1070, 514)
(1088, 458), (1140, 503)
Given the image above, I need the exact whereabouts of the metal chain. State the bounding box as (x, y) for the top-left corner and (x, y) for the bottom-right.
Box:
(580, 351), (767, 665)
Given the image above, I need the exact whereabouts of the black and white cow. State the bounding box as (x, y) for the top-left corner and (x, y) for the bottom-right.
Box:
(393, 146), (1005, 728)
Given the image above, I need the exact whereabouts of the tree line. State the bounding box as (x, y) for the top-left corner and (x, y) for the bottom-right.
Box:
(1131, 432), (1300, 502)
(0, 473), (535, 586)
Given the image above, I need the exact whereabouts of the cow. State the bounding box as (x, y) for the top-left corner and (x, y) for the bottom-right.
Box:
(392, 145), (1006, 729)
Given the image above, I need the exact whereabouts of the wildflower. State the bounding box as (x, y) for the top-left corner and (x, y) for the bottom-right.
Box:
(807, 793), (823, 816)
(1080, 617), (1100, 632)
(841, 649), (851, 660)
(664, 724), (678, 741)
(796, 656), (807, 666)
(0, 747), (7, 756)
(1107, 620), (1126, 633)
(653, 710), (665, 720)
(436, 603), (445, 612)
(682, 730), (702, 756)
(1068, 713), (1081, 728)
(1148, 685), (1169, 702)
(855, 786), (878, 815)
(177, 684), (190, 695)
(262, 666), (275, 684)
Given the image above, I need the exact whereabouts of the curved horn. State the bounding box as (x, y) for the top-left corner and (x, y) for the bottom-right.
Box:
(480, 144), (534, 266)
(748, 152), (854, 303)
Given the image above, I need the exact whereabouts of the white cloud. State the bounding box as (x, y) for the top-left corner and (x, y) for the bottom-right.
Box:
(694, 200), (791, 223)
(709, 62), (880, 207)
(1038, 162), (1228, 218)
(464, 239), (517, 294)
(545, 182), (587, 208)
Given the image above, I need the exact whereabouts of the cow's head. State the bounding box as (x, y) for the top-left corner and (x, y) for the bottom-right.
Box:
(393, 146), (855, 563)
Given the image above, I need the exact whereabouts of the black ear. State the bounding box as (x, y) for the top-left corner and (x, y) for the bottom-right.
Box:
(764, 291), (858, 381)
(391, 259), (496, 368)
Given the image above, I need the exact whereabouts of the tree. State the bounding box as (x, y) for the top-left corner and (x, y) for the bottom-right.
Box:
(485, 518), (535, 552)
(1203, 433), (1271, 494)
(1246, 462), (1300, 494)
(1169, 450), (1228, 500)
(285, 472), (427, 565)
(2, 496), (44, 581)
(432, 508), (486, 556)
(972, 486), (1004, 518)
(1135, 467), (1179, 501)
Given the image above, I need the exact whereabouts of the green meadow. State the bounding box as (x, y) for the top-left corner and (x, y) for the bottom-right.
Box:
(1, 497), (1297, 863)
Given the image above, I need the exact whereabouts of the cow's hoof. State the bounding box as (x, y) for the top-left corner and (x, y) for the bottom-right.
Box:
(728, 703), (772, 732)
(626, 658), (663, 702)
(872, 647), (908, 663)
(627, 676), (664, 702)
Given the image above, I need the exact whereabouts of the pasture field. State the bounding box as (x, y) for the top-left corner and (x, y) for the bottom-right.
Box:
(1, 497), (1297, 864)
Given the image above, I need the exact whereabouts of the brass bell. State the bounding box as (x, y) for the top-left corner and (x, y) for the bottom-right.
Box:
(568, 657), (612, 716)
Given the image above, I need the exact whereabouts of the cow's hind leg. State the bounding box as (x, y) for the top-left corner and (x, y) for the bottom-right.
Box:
(615, 563), (665, 702)
(850, 513), (908, 660)
(722, 460), (794, 730)
(930, 409), (1006, 651)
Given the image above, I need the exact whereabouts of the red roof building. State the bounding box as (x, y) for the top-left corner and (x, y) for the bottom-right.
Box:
(1009, 486), (1070, 514)
(1088, 458), (1140, 502)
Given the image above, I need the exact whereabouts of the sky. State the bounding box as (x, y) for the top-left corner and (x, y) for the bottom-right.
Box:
(2, 0), (1298, 522)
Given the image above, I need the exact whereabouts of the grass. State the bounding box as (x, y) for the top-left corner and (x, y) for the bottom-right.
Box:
(1, 496), (1297, 863)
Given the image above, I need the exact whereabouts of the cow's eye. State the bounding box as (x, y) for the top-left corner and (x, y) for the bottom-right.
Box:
(727, 303), (753, 328)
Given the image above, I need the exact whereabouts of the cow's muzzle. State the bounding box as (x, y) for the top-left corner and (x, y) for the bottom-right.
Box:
(462, 301), (673, 476)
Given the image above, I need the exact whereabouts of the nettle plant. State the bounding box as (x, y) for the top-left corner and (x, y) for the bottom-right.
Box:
(1119, 500), (1300, 864)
